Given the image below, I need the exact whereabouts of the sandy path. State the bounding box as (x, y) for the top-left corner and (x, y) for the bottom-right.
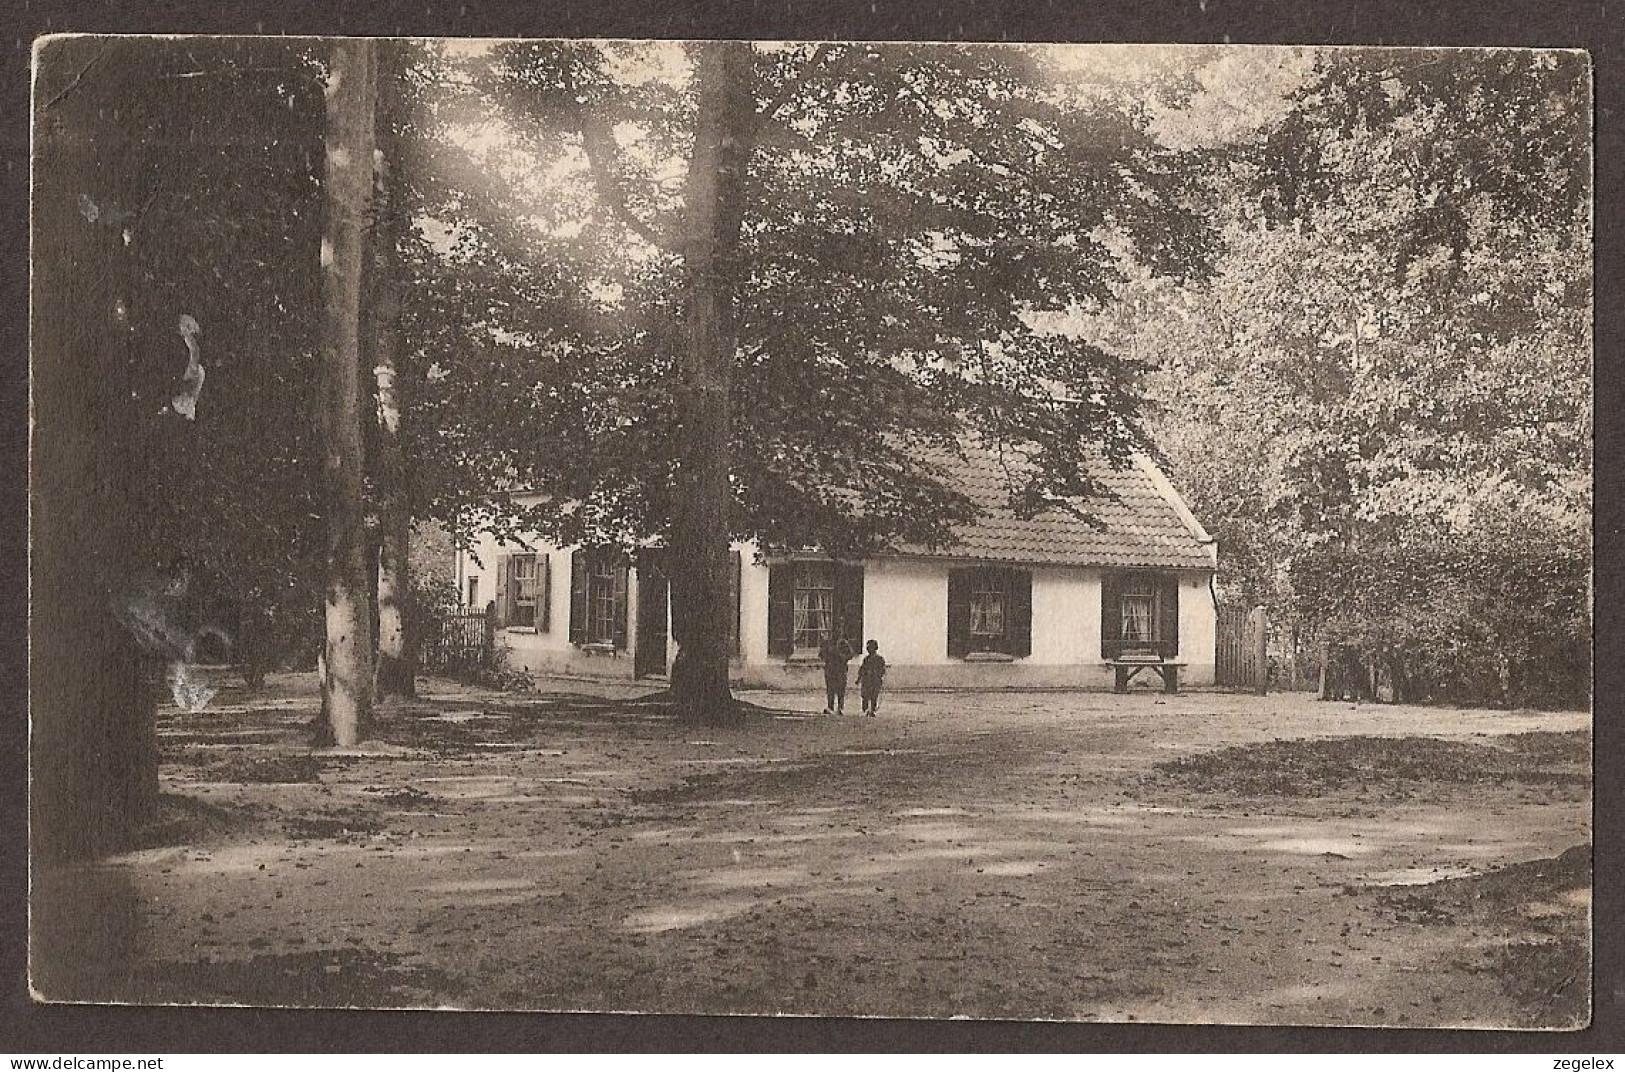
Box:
(32, 680), (1590, 1026)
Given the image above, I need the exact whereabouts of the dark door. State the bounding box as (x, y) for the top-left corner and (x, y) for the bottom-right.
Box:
(634, 554), (669, 678)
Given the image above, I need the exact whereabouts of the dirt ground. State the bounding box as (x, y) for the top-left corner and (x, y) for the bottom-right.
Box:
(31, 675), (1591, 1028)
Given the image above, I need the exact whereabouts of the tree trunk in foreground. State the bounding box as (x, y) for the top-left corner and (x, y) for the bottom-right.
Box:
(316, 39), (378, 746)
(370, 43), (414, 700)
(669, 41), (755, 725)
(30, 58), (159, 860)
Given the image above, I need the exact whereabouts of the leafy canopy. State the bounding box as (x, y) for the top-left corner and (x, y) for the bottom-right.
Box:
(404, 41), (1219, 555)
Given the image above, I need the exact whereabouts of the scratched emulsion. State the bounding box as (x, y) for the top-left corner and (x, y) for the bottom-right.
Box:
(106, 307), (215, 704)
(111, 565), (229, 712)
(170, 314), (205, 420)
(76, 193), (135, 227)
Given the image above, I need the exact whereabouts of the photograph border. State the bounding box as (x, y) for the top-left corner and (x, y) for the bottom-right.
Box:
(3, 0), (1619, 1054)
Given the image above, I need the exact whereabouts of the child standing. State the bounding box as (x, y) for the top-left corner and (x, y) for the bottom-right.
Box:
(819, 626), (855, 715)
(857, 639), (887, 717)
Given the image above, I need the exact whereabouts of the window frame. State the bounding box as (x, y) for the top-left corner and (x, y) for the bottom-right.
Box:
(791, 562), (838, 653)
(948, 564), (1032, 659)
(509, 552), (539, 629)
(1102, 569), (1178, 661)
(968, 568), (1008, 647)
(1119, 576), (1159, 647)
(584, 556), (619, 645)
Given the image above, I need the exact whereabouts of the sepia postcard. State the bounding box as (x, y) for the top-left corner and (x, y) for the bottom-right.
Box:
(28, 35), (1592, 1028)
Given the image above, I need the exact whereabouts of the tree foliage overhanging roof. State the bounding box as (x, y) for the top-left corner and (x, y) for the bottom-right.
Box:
(403, 40), (1220, 555)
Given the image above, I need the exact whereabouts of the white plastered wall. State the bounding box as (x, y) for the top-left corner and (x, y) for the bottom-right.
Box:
(453, 532), (1216, 688)
(862, 558), (950, 665)
(1029, 566), (1100, 665)
(1178, 572), (1218, 685)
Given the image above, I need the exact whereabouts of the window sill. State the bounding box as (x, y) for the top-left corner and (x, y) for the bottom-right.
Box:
(962, 651), (1016, 663)
(578, 642), (618, 656)
(786, 652), (825, 665)
(502, 627), (537, 635)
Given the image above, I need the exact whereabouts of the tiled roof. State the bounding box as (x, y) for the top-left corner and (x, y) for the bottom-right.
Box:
(898, 445), (1216, 570)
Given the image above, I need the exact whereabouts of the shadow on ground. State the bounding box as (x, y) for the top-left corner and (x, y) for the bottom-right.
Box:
(31, 678), (1592, 1025)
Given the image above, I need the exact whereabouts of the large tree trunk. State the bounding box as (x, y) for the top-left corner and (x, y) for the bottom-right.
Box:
(669, 41), (755, 725)
(316, 39), (378, 746)
(369, 43), (415, 700)
(374, 475), (414, 697)
(30, 67), (160, 862)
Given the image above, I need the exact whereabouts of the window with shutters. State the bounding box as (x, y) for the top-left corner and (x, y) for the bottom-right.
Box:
(586, 556), (618, 644)
(569, 549), (626, 649)
(948, 565), (1032, 658)
(769, 560), (862, 658)
(792, 564), (837, 652)
(1102, 571), (1179, 660)
(466, 576), (479, 609)
(510, 553), (538, 628)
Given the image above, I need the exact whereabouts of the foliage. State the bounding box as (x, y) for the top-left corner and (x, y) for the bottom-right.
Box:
(408, 575), (484, 671)
(461, 660), (538, 694)
(35, 38), (335, 674)
(408, 521), (460, 593)
(1294, 520), (1590, 708)
(402, 41), (1216, 557)
(408, 575), (465, 629)
(39, 40), (514, 688)
(1078, 47), (1592, 707)
(42, 40), (1591, 711)
(406, 576), (529, 690)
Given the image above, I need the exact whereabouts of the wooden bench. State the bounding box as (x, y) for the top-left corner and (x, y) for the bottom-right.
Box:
(1104, 659), (1186, 694)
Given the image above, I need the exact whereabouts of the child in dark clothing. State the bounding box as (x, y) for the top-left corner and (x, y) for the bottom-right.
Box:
(819, 627), (855, 715)
(857, 640), (886, 716)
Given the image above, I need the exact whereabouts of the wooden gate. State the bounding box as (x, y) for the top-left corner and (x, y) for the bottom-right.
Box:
(1216, 604), (1268, 693)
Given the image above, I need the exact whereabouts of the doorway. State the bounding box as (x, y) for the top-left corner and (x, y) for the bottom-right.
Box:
(634, 552), (670, 678)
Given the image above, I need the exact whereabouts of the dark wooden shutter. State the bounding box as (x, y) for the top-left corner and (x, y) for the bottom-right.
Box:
(613, 560), (629, 650)
(1007, 568), (1033, 658)
(947, 567), (971, 658)
(1159, 573), (1180, 659)
(837, 562), (864, 647)
(1100, 571), (1121, 660)
(568, 550), (588, 644)
(729, 550), (742, 655)
(537, 554), (552, 633)
(494, 554), (511, 628)
(767, 563), (793, 657)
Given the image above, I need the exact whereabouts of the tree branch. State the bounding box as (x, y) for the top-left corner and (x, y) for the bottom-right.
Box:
(579, 119), (667, 250)
(892, 73), (1045, 188)
(560, 62), (669, 252)
(751, 43), (832, 133)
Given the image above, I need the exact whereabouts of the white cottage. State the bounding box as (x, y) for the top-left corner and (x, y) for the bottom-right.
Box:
(452, 448), (1218, 691)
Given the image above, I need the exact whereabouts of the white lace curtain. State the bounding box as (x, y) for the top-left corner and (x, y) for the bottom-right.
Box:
(1122, 593), (1154, 642)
